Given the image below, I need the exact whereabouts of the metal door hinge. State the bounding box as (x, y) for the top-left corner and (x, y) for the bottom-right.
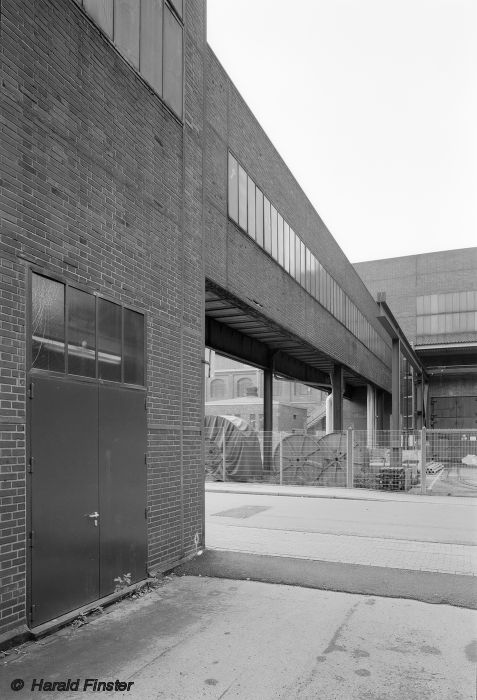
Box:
(30, 604), (36, 623)
(28, 457), (34, 474)
(29, 531), (35, 548)
(144, 453), (147, 465)
(28, 383), (34, 399)
(145, 506), (150, 520)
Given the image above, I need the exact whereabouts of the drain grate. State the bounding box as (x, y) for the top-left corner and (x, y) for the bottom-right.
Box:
(212, 505), (270, 519)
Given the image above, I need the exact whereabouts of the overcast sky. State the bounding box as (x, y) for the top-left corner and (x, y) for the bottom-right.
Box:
(207, 0), (477, 263)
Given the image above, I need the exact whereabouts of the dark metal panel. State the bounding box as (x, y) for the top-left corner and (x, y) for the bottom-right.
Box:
(99, 385), (147, 597)
(205, 316), (269, 368)
(30, 377), (99, 626)
(273, 351), (330, 387)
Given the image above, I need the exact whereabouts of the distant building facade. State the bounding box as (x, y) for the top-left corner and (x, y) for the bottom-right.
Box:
(355, 248), (477, 430)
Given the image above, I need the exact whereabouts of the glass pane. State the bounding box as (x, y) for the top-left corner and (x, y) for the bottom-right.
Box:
(271, 206), (278, 259)
(98, 298), (122, 381)
(416, 296), (424, 315)
(255, 188), (264, 246)
(84, 0), (113, 37)
(228, 153), (238, 222)
(295, 235), (301, 281)
(124, 309), (144, 385)
(263, 197), (271, 253)
(289, 228), (296, 278)
(247, 177), (256, 239)
(283, 222), (290, 273)
(320, 270), (327, 308)
(68, 287), (96, 378)
(305, 248), (311, 292)
(114, 0), (140, 68)
(238, 166), (247, 230)
(277, 214), (284, 266)
(140, 0), (163, 94)
(163, 5), (183, 118)
(31, 273), (65, 373)
(300, 242), (306, 287)
(310, 255), (317, 299)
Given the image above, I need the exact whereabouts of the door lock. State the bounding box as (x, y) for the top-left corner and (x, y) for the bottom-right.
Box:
(86, 512), (99, 527)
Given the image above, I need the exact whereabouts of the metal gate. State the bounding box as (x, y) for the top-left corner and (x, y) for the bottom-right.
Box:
(30, 376), (146, 626)
(431, 396), (477, 429)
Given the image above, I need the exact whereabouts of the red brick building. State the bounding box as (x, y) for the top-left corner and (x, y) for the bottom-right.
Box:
(3, 0), (472, 647)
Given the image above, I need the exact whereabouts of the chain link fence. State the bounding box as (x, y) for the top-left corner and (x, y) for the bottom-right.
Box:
(204, 421), (477, 497)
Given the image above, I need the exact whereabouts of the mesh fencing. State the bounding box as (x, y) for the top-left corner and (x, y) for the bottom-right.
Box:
(204, 425), (477, 497)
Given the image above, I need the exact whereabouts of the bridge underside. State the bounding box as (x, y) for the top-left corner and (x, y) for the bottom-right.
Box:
(205, 282), (373, 393)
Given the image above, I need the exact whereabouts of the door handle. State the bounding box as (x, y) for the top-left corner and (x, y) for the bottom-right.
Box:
(86, 512), (99, 527)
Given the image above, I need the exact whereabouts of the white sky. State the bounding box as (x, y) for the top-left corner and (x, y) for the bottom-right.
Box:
(207, 0), (477, 263)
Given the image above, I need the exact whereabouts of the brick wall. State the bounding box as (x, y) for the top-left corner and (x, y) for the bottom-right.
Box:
(204, 47), (392, 393)
(0, 0), (205, 637)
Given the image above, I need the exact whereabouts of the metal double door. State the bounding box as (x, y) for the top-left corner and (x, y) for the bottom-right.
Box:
(30, 376), (147, 626)
(431, 396), (477, 429)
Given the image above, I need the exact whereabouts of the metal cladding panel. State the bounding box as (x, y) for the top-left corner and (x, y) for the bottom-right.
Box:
(99, 385), (147, 597)
(30, 377), (99, 626)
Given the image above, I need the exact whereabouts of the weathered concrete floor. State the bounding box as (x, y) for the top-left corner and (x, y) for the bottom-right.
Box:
(176, 549), (477, 608)
(1, 576), (476, 700)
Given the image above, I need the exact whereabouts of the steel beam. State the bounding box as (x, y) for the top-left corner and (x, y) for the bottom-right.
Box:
(331, 365), (343, 432)
(205, 317), (330, 387)
(263, 366), (273, 472)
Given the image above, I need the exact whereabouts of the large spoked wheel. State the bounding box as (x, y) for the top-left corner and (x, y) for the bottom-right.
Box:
(273, 433), (348, 486)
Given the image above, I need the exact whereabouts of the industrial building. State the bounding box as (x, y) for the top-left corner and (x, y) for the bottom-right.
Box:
(355, 249), (477, 430)
(0, 0), (475, 645)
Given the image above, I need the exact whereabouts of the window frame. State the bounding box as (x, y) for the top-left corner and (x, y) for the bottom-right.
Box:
(28, 267), (146, 389)
(78, 0), (184, 121)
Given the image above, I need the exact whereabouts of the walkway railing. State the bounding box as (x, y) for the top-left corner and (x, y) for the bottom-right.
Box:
(204, 426), (477, 497)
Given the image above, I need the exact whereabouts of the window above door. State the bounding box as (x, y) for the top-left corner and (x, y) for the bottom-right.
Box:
(31, 272), (145, 387)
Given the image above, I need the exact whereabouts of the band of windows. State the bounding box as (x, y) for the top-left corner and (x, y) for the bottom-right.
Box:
(228, 152), (390, 365)
(74, 0), (183, 119)
(417, 291), (477, 336)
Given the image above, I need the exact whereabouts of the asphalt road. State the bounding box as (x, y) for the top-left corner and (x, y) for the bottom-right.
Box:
(205, 490), (477, 545)
(177, 490), (477, 608)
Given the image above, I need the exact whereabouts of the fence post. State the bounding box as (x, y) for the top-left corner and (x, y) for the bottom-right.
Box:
(279, 432), (283, 486)
(420, 427), (427, 495)
(222, 426), (226, 482)
(346, 428), (354, 488)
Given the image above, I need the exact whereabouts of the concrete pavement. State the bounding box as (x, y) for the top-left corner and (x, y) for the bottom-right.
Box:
(2, 487), (476, 699)
(205, 487), (477, 577)
(1, 575), (476, 700)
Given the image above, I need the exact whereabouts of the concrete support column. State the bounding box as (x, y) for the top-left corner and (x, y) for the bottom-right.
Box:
(366, 385), (376, 447)
(263, 366), (273, 471)
(391, 338), (401, 467)
(331, 365), (343, 432)
(376, 390), (384, 433)
(325, 393), (333, 434)
(415, 374), (423, 430)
